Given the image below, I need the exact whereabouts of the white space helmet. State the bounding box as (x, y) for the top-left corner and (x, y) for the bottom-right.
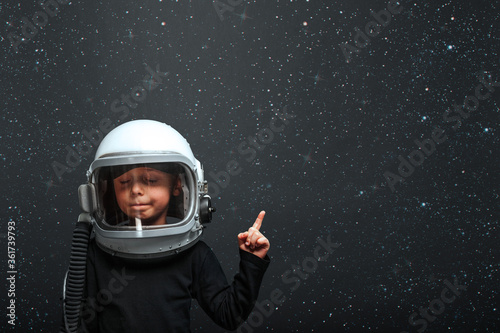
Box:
(78, 120), (215, 258)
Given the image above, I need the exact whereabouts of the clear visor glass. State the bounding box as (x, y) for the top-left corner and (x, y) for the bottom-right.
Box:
(92, 162), (192, 230)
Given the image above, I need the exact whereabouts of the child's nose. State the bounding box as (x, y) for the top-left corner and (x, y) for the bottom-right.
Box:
(131, 180), (145, 195)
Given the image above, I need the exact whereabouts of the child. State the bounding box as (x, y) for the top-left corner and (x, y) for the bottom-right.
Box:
(61, 120), (270, 333)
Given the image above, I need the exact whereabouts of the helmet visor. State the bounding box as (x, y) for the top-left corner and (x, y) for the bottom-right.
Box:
(92, 162), (193, 230)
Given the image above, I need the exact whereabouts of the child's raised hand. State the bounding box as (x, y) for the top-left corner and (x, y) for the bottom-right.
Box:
(238, 211), (270, 259)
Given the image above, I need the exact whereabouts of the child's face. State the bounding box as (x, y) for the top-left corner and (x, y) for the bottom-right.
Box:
(113, 167), (180, 226)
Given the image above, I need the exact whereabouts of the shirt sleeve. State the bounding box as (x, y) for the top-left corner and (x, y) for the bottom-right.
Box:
(191, 245), (270, 331)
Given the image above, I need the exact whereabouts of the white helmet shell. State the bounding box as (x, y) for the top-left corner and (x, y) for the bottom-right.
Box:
(91, 119), (197, 173)
(79, 119), (213, 259)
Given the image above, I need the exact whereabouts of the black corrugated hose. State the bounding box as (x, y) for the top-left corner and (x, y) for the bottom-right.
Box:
(59, 218), (92, 333)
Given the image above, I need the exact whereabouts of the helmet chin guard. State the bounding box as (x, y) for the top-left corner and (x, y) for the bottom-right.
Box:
(78, 119), (215, 259)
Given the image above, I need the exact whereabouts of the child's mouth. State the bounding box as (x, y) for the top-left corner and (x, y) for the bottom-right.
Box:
(131, 203), (149, 208)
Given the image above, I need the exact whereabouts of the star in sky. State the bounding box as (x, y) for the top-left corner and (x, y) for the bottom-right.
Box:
(254, 106), (264, 117)
(142, 70), (168, 90)
(229, 204), (239, 216)
(300, 148), (317, 167)
(229, 147), (237, 157)
(370, 182), (381, 193)
(403, 258), (413, 270)
(40, 176), (59, 194)
(125, 29), (136, 40)
(309, 72), (325, 85)
(235, 6), (252, 25)
(390, 264), (403, 277)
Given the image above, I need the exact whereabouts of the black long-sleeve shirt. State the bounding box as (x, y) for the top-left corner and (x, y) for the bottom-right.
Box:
(80, 239), (270, 333)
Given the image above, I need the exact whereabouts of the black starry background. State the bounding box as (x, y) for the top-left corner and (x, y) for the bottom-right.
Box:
(1, 0), (498, 332)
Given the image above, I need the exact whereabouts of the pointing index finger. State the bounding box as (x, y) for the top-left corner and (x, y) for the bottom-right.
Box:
(252, 211), (266, 230)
